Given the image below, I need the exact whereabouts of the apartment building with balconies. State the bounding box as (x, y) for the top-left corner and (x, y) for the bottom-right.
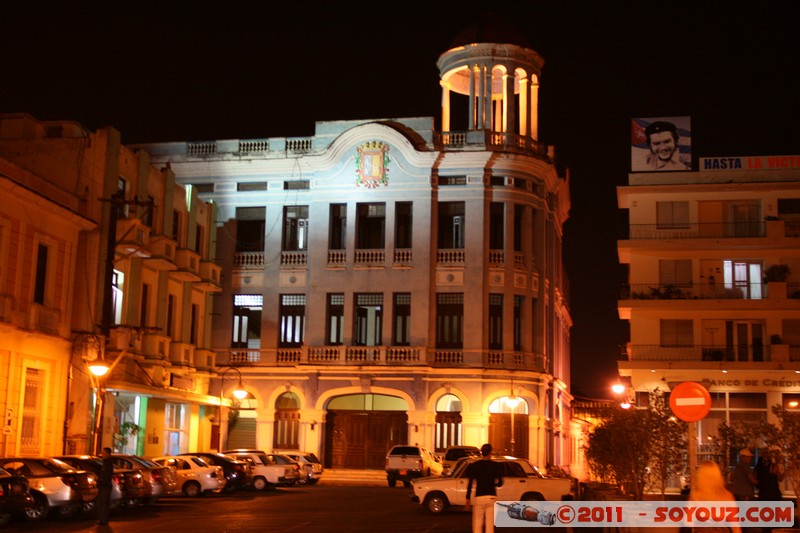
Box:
(136, 18), (574, 471)
(618, 155), (800, 468)
(0, 113), (222, 457)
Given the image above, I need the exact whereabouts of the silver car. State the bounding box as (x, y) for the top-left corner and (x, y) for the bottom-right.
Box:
(110, 454), (177, 504)
(0, 457), (98, 522)
(273, 451), (323, 485)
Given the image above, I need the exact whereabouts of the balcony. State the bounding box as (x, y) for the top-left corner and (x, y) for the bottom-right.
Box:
(354, 249), (385, 267)
(193, 348), (216, 371)
(28, 303), (61, 335)
(280, 251), (307, 268)
(626, 222), (765, 240)
(437, 249), (465, 265)
(393, 249), (412, 266)
(196, 260), (222, 292)
(116, 218), (151, 257)
(621, 283), (800, 301)
(145, 236), (177, 271)
(327, 250), (346, 267)
(233, 251), (264, 269)
(172, 248), (201, 282)
(624, 344), (791, 362)
(169, 342), (195, 366)
(141, 333), (170, 361)
(435, 130), (548, 159)
(219, 346), (548, 371)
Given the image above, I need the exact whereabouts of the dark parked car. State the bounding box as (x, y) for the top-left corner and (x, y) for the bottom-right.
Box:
(0, 466), (33, 526)
(0, 457), (97, 522)
(180, 452), (253, 492)
(110, 454), (177, 504)
(54, 455), (146, 508)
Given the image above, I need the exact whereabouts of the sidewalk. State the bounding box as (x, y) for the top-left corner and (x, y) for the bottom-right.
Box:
(318, 469), (387, 486)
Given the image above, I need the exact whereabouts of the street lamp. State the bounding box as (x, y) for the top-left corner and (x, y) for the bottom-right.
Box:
(218, 367), (248, 450)
(611, 382), (631, 409)
(505, 391), (520, 456)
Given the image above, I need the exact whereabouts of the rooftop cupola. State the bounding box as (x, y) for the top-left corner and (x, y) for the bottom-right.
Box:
(437, 13), (544, 145)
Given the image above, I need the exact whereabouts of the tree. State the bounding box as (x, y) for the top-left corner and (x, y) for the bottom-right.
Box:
(584, 390), (687, 500)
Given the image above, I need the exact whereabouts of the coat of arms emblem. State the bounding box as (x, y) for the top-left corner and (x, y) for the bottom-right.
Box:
(355, 141), (390, 188)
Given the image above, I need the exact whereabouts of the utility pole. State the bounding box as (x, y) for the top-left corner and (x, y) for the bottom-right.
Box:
(91, 193), (153, 454)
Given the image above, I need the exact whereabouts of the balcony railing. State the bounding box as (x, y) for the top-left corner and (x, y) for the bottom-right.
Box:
(626, 222), (765, 240)
(437, 249), (465, 264)
(219, 346), (547, 371)
(280, 250), (307, 268)
(233, 251), (264, 268)
(621, 283), (776, 300)
(354, 249), (385, 266)
(435, 130), (547, 158)
(624, 344), (789, 362)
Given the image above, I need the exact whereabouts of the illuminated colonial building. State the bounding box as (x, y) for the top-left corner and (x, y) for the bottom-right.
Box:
(138, 21), (574, 470)
(0, 113), (221, 457)
(617, 154), (800, 468)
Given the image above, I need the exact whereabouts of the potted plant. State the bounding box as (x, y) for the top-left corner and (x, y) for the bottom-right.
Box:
(764, 265), (790, 299)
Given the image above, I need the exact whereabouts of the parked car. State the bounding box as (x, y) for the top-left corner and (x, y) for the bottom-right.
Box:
(0, 457), (98, 522)
(54, 455), (145, 509)
(222, 449), (300, 489)
(152, 455), (226, 497)
(385, 445), (443, 487)
(273, 451), (323, 485)
(410, 456), (574, 514)
(180, 452), (253, 492)
(0, 466), (33, 526)
(263, 453), (303, 485)
(439, 446), (481, 476)
(110, 454), (178, 504)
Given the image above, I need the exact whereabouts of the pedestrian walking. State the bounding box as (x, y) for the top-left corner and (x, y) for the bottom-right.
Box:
(464, 443), (503, 533)
(730, 448), (757, 501)
(688, 460), (741, 533)
(96, 447), (114, 525)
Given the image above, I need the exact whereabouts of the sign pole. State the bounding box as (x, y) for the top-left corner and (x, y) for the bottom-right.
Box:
(669, 381), (712, 494)
(688, 421), (697, 489)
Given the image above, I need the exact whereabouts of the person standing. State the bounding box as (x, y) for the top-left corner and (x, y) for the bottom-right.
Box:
(755, 446), (785, 501)
(464, 443), (503, 533)
(730, 448), (757, 501)
(96, 447), (114, 526)
(688, 460), (741, 533)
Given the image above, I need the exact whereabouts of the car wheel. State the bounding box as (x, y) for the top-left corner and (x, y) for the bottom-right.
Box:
(24, 493), (50, 522)
(424, 492), (448, 514)
(387, 474), (396, 487)
(56, 503), (79, 518)
(252, 476), (268, 491)
(183, 481), (202, 497)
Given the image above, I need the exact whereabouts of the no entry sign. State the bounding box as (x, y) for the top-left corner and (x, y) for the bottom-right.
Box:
(669, 381), (711, 422)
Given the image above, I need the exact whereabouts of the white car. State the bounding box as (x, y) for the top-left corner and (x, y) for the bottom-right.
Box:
(273, 451), (323, 485)
(152, 456), (226, 497)
(410, 457), (574, 514)
(222, 449), (300, 490)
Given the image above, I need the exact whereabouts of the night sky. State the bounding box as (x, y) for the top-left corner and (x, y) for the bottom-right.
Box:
(3, 1), (799, 399)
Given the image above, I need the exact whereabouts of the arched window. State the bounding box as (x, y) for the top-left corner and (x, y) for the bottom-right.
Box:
(435, 393), (463, 452)
(273, 392), (301, 450)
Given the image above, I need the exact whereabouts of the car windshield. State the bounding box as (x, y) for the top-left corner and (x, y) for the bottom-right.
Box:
(131, 456), (159, 468)
(389, 446), (419, 455)
(40, 458), (77, 473)
(190, 457), (209, 467)
(303, 453), (320, 463)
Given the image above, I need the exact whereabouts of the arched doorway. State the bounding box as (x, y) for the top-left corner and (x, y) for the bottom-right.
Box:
(324, 393), (408, 469)
(273, 392), (301, 450)
(488, 396), (529, 458)
(434, 393), (463, 452)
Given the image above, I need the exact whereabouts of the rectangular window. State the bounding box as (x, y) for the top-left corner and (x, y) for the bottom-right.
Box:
(329, 204), (347, 250)
(393, 293), (411, 346)
(34, 243), (48, 305)
(659, 259), (692, 286)
(232, 294), (263, 348)
(166, 294), (175, 338)
(237, 182), (268, 191)
(514, 295), (523, 351)
(140, 283), (150, 328)
(438, 202), (466, 249)
(190, 304), (199, 345)
(489, 294), (503, 350)
(356, 203), (385, 249)
(195, 223), (204, 255)
(282, 206), (309, 251)
(514, 205), (524, 252)
(142, 195), (155, 227)
(20, 367), (44, 455)
(111, 270), (124, 325)
(656, 201), (690, 229)
(354, 293), (383, 346)
(489, 203), (504, 250)
(279, 294), (306, 347)
(284, 180), (310, 190)
(116, 178), (129, 218)
(172, 210), (181, 241)
(395, 202), (413, 249)
(660, 319), (693, 347)
(436, 293), (463, 349)
(236, 207), (266, 253)
(326, 293), (344, 345)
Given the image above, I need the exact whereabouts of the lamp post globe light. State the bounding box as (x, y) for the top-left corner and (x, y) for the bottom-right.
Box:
(218, 367), (248, 450)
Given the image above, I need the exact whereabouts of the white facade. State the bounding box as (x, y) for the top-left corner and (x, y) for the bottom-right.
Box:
(138, 26), (574, 471)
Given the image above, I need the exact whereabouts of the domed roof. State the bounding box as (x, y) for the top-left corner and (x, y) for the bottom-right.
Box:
(450, 12), (532, 49)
